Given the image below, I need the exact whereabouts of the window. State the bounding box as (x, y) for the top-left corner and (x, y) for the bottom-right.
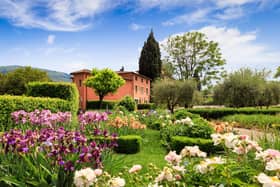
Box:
(146, 88), (148, 95)
(79, 80), (82, 87)
(135, 76), (138, 81)
(141, 78), (143, 83)
(135, 85), (138, 93)
(146, 80), (148, 84)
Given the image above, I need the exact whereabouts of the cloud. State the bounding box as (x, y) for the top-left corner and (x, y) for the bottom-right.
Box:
(198, 26), (280, 71)
(0, 0), (122, 31)
(161, 26), (280, 72)
(214, 0), (255, 7)
(137, 0), (203, 9)
(129, 23), (146, 31)
(162, 9), (210, 26)
(47, 35), (56, 45)
(215, 7), (244, 20)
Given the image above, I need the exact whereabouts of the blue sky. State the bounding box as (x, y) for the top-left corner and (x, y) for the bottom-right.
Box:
(0, 0), (279, 74)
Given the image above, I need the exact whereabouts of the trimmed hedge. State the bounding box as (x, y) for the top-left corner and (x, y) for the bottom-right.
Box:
(118, 96), (136, 111)
(87, 100), (117, 110)
(137, 103), (156, 110)
(91, 135), (142, 154)
(26, 82), (79, 114)
(114, 135), (142, 154)
(186, 108), (280, 119)
(0, 95), (71, 130)
(170, 136), (223, 154)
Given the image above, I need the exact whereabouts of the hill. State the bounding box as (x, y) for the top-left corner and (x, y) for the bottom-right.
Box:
(0, 65), (71, 82)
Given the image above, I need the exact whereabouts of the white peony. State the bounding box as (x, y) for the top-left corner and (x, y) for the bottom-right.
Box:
(266, 157), (280, 171)
(129, 164), (142, 173)
(74, 168), (97, 187)
(108, 177), (125, 187)
(257, 173), (280, 187)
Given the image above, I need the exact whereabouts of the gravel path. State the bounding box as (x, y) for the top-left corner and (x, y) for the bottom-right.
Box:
(234, 128), (265, 141)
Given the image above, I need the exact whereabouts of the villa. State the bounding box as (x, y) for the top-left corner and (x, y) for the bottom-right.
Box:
(70, 69), (151, 110)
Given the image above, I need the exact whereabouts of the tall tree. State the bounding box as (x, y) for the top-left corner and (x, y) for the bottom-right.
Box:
(163, 32), (226, 90)
(139, 30), (162, 81)
(275, 66), (280, 78)
(1, 66), (50, 95)
(84, 68), (125, 109)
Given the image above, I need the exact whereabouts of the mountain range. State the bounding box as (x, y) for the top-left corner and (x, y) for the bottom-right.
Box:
(0, 65), (71, 82)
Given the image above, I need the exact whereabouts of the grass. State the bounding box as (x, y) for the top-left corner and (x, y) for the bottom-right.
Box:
(222, 114), (280, 129)
(103, 129), (167, 175)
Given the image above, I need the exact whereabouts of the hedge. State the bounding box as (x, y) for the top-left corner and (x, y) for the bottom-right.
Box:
(26, 82), (79, 115)
(91, 135), (142, 154)
(0, 95), (71, 131)
(170, 136), (223, 154)
(137, 103), (156, 110)
(186, 108), (280, 119)
(87, 100), (117, 110)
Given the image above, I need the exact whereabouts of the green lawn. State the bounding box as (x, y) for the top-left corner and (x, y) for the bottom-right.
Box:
(103, 129), (167, 174)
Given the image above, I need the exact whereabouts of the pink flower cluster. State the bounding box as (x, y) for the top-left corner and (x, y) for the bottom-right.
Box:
(0, 127), (117, 171)
(11, 109), (71, 128)
(78, 111), (108, 126)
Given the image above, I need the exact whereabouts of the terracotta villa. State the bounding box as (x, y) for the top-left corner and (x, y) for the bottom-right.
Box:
(71, 69), (151, 110)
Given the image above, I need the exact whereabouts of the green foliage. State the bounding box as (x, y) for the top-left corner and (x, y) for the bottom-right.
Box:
(213, 68), (280, 107)
(114, 135), (142, 154)
(222, 114), (280, 129)
(137, 103), (156, 110)
(275, 66), (280, 78)
(87, 100), (117, 110)
(84, 68), (125, 109)
(0, 95), (70, 131)
(160, 113), (214, 148)
(139, 31), (162, 81)
(186, 107), (280, 119)
(152, 79), (196, 113)
(162, 32), (226, 89)
(118, 96), (136, 111)
(26, 82), (79, 114)
(0, 65), (71, 82)
(173, 109), (200, 120)
(0, 66), (50, 95)
(170, 136), (222, 154)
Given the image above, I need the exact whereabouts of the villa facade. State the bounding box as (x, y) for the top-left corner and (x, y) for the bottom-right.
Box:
(70, 69), (151, 110)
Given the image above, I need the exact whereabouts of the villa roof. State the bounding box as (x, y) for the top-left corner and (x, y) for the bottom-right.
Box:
(70, 69), (91, 75)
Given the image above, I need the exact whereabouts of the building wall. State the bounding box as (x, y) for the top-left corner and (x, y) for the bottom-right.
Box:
(71, 71), (150, 110)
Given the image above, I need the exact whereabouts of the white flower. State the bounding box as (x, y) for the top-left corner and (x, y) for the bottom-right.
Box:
(266, 157), (280, 171)
(129, 164), (142, 173)
(172, 165), (185, 173)
(256, 149), (280, 162)
(155, 167), (174, 183)
(94, 169), (103, 176)
(108, 177), (125, 187)
(257, 173), (280, 187)
(195, 157), (225, 174)
(180, 146), (207, 158)
(74, 168), (96, 187)
(165, 151), (182, 165)
(223, 133), (238, 149)
(211, 133), (223, 146)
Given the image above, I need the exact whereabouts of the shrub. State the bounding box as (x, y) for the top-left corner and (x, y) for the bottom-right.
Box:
(26, 82), (79, 115)
(87, 100), (117, 110)
(186, 108), (280, 119)
(170, 136), (222, 154)
(118, 96), (136, 111)
(137, 103), (156, 110)
(0, 95), (71, 131)
(222, 114), (280, 129)
(114, 135), (142, 154)
(160, 113), (214, 148)
(173, 109), (200, 120)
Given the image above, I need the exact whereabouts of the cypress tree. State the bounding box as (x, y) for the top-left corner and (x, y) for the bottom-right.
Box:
(139, 30), (162, 81)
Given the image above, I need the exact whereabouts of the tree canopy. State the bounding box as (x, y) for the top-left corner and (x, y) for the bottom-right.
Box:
(275, 66), (280, 78)
(139, 30), (162, 81)
(0, 66), (50, 95)
(162, 32), (226, 90)
(84, 68), (125, 109)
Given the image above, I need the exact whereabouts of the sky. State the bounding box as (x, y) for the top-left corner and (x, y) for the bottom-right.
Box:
(0, 0), (279, 74)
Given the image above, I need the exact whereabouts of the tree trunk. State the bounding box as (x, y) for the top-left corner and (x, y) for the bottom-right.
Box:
(99, 95), (104, 109)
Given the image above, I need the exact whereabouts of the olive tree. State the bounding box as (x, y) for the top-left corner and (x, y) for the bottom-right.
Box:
(84, 68), (125, 109)
(152, 79), (196, 113)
